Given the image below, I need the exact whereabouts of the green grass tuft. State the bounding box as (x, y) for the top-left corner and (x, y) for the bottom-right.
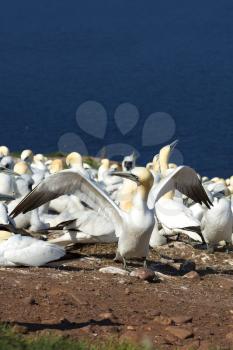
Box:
(0, 324), (151, 350)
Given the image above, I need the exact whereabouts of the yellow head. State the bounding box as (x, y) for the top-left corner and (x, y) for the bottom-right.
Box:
(49, 159), (64, 173)
(0, 146), (10, 157)
(110, 163), (120, 171)
(21, 149), (33, 163)
(146, 162), (153, 171)
(211, 177), (219, 183)
(33, 153), (46, 163)
(159, 140), (178, 176)
(14, 161), (32, 175)
(66, 152), (82, 168)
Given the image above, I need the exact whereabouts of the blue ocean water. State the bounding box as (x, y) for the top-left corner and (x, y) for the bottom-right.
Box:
(0, 0), (233, 177)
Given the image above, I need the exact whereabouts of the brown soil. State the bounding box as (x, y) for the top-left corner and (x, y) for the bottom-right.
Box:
(1, 242), (233, 349)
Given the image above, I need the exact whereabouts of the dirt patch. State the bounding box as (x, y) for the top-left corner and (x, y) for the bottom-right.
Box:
(1, 242), (233, 349)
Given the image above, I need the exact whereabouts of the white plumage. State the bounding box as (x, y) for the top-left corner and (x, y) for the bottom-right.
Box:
(0, 234), (65, 266)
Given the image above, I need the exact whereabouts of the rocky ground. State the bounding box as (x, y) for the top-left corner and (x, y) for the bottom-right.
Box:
(1, 242), (233, 349)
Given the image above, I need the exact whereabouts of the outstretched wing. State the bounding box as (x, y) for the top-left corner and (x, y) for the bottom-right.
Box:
(148, 166), (212, 210)
(10, 170), (124, 236)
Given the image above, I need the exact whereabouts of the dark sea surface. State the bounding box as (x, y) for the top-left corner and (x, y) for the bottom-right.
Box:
(0, 0), (233, 177)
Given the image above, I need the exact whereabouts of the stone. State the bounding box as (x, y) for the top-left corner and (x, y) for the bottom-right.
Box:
(99, 266), (129, 276)
(166, 326), (193, 340)
(179, 260), (196, 275)
(164, 333), (177, 344)
(183, 271), (200, 280)
(98, 312), (116, 320)
(171, 315), (193, 325)
(130, 268), (156, 282)
(154, 315), (173, 326)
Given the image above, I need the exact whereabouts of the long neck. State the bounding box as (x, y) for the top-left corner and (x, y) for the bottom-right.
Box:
(132, 185), (150, 211)
(159, 151), (169, 177)
(153, 160), (160, 173)
(159, 148), (174, 200)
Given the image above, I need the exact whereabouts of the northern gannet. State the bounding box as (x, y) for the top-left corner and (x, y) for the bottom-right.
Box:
(48, 210), (116, 246)
(49, 159), (64, 174)
(201, 191), (233, 251)
(97, 159), (123, 199)
(1, 156), (14, 170)
(0, 232), (65, 266)
(149, 217), (167, 247)
(21, 149), (34, 164)
(66, 152), (86, 175)
(0, 171), (16, 199)
(10, 164), (211, 268)
(0, 146), (10, 159)
(149, 142), (209, 242)
(33, 153), (47, 164)
(14, 161), (32, 175)
(98, 159), (110, 182)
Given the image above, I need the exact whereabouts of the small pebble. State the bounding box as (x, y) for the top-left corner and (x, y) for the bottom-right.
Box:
(98, 312), (116, 320)
(130, 268), (156, 282)
(154, 315), (172, 326)
(166, 326), (194, 340)
(172, 315), (193, 325)
(183, 271), (200, 280)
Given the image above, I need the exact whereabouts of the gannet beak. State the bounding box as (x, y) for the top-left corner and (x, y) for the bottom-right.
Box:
(111, 171), (141, 185)
(169, 139), (179, 152)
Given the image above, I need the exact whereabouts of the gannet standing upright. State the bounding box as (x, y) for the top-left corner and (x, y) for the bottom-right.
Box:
(10, 162), (211, 268)
(148, 143), (211, 242)
(98, 159), (110, 182)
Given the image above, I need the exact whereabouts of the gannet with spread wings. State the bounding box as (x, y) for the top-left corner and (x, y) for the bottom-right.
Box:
(10, 166), (212, 268)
